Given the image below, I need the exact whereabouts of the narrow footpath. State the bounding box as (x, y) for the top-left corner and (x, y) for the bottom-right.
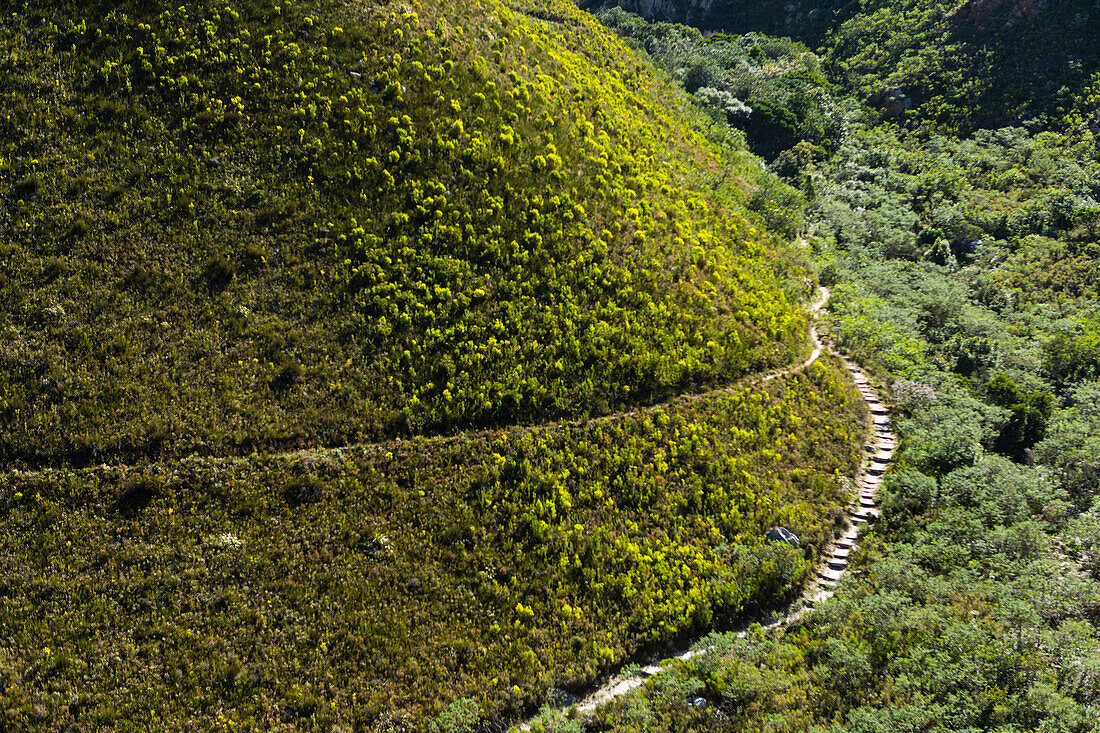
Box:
(3, 281), (893, 729)
(800, 357), (896, 609)
(520, 290), (898, 727)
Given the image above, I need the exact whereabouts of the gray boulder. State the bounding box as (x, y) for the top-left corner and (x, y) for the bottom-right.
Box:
(765, 526), (800, 548)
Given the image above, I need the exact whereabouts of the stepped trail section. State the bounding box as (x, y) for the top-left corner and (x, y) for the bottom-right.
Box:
(518, 287), (897, 728)
(0, 284), (872, 727)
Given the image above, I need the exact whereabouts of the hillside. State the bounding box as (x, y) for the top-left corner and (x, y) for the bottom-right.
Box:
(0, 0), (869, 729)
(0, 0), (810, 468)
(582, 7), (1100, 732)
(585, 0), (1100, 134)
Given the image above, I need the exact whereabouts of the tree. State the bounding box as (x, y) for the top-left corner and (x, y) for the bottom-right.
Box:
(1034, 381), (1100, 502)
(1070, 206), (1100, 240)
(1044, 324), (1100, 384)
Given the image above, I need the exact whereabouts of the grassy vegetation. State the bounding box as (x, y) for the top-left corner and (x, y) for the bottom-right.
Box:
(0, 0), (872, 729)
(0, 362), (863, 729)
(0, 0), (810, 468)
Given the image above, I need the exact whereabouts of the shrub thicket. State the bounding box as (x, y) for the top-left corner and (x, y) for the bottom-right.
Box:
(0, 0), (814, 467)
(0, 0), (868, 728)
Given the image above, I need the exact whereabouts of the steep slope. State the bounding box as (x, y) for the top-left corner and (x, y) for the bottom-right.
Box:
(0, 0), (869, 729)
(0, 0), (808, 467)
(1, 364), (864, 729)
(583, 0), (1100, 134)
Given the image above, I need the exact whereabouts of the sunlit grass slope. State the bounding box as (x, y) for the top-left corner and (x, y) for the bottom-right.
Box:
(0, 361), (863, 729)
(1, 0), (808, 466)
(0, 0), (868, 728)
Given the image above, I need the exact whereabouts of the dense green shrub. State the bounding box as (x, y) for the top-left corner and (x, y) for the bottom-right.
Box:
(1045, 323), (1100, 385)
(1034, 381), (1100, 504)
(596, 10), (844, 162)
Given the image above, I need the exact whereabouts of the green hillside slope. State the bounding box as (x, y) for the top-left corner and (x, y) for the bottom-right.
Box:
(1, 364), (863, 728)
(0, 0), (868, 728)
(1, 0), (809, 467)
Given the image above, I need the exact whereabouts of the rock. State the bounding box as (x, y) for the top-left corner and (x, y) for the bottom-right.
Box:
(686, 696), (707, 709)
(765, 526), (801, 548)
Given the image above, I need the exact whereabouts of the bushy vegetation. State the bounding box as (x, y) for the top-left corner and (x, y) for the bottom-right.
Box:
(0, 0), (872, 729)
(0, 0), (811, 468)
(821, 0), (1100, 134)
(589, 6), (1100, 731)
(591, 445), (1100, 730)
(596, 9), (843, 162)
(579, 0), (847, 40)
(591, 0), (1100, 135)
(0, 363), (863, 729)
(589, 229), (1100, 730)
(588, 376), (1100, 732)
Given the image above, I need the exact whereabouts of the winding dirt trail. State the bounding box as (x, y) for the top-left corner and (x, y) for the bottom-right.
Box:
(3, 287), (833, 480)
(767, 284), (830, 379)
(3, 284), (895, 728)
(518, 287), (897, 727)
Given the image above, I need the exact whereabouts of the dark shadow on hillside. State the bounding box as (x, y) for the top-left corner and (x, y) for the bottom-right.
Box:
(938, 0), (1100, 130)
(577, 0), (847, 41)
